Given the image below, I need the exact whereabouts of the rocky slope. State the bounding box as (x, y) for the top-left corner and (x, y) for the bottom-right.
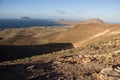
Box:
(0, 36), (120, 80)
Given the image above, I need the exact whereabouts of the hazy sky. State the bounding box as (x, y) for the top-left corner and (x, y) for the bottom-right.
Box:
(0, 0), (120, 22)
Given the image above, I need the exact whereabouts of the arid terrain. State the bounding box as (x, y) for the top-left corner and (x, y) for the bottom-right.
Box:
(0, 19), (120, 80)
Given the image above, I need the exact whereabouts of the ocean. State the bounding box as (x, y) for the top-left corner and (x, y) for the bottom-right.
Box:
(0, 19), (64, 28)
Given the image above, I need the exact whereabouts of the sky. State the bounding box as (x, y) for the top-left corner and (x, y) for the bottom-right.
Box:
(0, 0), (120, 22)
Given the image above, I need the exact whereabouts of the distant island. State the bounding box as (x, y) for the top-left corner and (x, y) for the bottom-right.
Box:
(19, 16), (30, 20)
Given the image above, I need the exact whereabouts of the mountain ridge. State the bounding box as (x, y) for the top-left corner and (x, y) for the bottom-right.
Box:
(80, 18), (104, 24)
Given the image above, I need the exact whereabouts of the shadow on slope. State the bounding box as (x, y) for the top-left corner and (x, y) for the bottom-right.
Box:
(0, 43), (73, 62)
(0, 37), (3, 40)
(0, 61), (64, 80)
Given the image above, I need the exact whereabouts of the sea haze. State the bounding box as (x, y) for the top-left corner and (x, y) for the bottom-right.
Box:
(0, 19), (64, 28)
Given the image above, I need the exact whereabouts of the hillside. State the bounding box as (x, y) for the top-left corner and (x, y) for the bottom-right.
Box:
(1, 19), (119, 48)
(0, 35), (120, 80)
(51, 24), (120, 47)
(0, 23), (120, 61)
(0, 26), (70, 45)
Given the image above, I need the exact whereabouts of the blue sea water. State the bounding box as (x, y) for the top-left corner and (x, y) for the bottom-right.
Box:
(0, 19), (64, 28)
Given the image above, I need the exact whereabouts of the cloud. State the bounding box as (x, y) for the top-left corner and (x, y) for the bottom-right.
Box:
(56, 10), (67, 15)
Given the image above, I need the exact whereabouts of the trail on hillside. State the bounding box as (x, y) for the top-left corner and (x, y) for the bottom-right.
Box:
(74, 29), (120, 47)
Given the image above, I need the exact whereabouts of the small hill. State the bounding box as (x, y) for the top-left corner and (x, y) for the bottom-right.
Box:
(56, 18), (104, 25)
(81, 18), (104, 24)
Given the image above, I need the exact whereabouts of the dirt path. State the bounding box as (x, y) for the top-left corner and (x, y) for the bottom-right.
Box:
(73, 29), (110, 47)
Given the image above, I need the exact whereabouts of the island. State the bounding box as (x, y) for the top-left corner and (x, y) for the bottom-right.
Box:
(19, 16), (30, 20)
